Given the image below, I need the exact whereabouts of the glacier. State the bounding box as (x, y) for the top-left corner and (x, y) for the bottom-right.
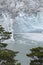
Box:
(14, 12), (43, 33)
(0, 0), (43, 33)
(0, 11), (43, 33)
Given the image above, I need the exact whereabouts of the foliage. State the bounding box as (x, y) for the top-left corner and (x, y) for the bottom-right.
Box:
(27, 47), (43, 65)
(0, 25), (11, 43)
(17, 63), (21, 65)
(0, 43), (7, 48)
(0, 49), (19, 65)
(0, 25), (20, 65)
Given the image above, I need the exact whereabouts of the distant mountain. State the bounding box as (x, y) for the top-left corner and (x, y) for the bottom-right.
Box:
(0, 0), (43, 33)
(0, 0), (43, 16)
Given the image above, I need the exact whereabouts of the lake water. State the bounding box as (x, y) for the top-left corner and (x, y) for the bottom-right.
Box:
(6, 33), (43, 65)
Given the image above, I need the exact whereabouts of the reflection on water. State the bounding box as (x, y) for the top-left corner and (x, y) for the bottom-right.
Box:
(6, 33), (43, 65)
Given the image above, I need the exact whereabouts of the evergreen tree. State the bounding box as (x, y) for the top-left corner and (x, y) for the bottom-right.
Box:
(0, 25), (11, 43)
(0, 25), (21, 65)
(27, 47), (43, 65)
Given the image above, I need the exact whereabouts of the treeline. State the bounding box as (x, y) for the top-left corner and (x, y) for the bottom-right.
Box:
(0, 25), (21, 65)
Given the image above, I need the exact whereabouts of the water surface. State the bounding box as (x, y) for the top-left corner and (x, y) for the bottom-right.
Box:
(6, 33), (43, 65)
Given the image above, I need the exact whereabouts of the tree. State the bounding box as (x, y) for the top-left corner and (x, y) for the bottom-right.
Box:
(0, 25), (21, 65)
(26, 47), (43, 65)
(0, 25), (11, 43)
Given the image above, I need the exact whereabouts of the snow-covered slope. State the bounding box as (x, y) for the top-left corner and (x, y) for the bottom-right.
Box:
(0, 0), (43, 15)
(13, 12), (43, 33)
(0, 0), (43, 33)
(0, 11), (43, 33)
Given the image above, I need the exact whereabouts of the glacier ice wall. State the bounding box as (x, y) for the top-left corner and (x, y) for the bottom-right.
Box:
(13, 12), (43, 33)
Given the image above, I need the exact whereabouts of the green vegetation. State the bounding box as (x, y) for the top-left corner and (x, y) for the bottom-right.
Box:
(0, 25), (11, 42)
(17, 63), (21, 65)
(0, 49), (19, 65)
(0, 43), (7, 47)
(27, 47), (43, 65)
(0, 25), (21, 65)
